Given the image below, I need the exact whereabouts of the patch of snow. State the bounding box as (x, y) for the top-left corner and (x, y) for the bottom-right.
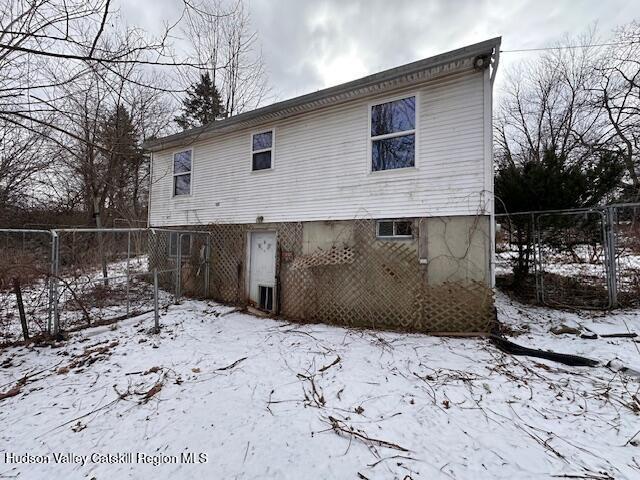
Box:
(496, 290), (640, 366)
(1, 295), (639, 478)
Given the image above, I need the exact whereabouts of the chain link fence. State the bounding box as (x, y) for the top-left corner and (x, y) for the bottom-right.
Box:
(0, 230), (55, 341)
(0, 228), (211, 344)
(611, 205), (640, 306)
(496, 203), (640, 309)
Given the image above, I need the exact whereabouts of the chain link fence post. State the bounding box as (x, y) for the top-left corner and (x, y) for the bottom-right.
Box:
(51, 230), (60, 336)
(204, 234), (211, 297)
(532, 212), (543, 304)
(153, 268), (160, 334)
(47, 230), (56, 334)
(175, 233), (182, 302)
(605, 206), (618, 308)
(126, 231), (131, 317)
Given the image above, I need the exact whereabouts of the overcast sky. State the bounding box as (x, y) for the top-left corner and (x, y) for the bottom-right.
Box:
(117, 0), (638, 102)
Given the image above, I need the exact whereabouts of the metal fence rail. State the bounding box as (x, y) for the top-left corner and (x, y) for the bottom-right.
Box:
(496, 203), (640, 309)
(0, 227), (211, 343)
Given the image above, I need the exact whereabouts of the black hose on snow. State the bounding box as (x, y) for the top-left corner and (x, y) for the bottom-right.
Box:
(489, 334), (600, 367)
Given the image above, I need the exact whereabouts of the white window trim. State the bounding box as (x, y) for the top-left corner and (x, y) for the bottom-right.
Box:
(367, 93), (419, 174)
(376, 219), (414, 239)
(172, 148), (193, 197)
(250, 128), (276, 173)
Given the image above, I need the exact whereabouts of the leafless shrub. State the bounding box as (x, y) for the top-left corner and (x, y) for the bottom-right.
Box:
(0, 252), (44, 290)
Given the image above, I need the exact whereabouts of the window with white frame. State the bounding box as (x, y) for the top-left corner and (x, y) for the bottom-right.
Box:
(168, 232), (192, 257)
(376, 220), (413, 239)
(173, 150), (192, 196)
(370, 96), (416, 171)
(251, 130), (273, 171)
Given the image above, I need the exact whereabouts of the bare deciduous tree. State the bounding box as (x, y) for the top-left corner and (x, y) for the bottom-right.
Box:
(182, 0), (270, 117)
(595, 22), (640, 199)
(0, 120), (50, 217)
(495, 28), (604, 169)
(0, 0), (206, 224)
(496, 23), (640, 202)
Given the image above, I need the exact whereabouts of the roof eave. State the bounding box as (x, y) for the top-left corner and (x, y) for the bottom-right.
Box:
(143, 36), (501, 152)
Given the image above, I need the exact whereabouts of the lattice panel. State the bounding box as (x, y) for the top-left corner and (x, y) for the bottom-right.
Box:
(277, 218), (493, 333)
(290, 247), (355, 270)
(206, 224), (246, 303)
(163, 218), (493, 333)
(181, 233), (210, 299)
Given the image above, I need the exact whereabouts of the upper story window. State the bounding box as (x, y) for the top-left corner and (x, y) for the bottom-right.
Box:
(252, 130), (273, 171)
(173, 150), (192, 196)
(370, 96), (416, 172)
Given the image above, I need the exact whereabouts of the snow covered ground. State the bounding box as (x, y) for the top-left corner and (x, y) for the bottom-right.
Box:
(1, 294), (639, 479)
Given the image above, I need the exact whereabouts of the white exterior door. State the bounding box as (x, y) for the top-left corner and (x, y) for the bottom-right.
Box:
(248, 231), (276, 310)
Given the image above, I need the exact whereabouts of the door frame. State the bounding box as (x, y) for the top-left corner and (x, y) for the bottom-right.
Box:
(245, 229), (278, 312)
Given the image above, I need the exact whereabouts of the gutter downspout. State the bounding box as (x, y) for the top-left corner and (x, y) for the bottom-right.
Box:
(147, 151), (153, 228)
(488, 44), (500, 289)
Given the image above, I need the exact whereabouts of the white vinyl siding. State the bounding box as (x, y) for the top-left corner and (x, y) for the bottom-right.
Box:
(149, 71), (488, 226)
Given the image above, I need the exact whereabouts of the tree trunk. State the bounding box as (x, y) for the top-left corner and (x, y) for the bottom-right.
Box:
(13, 277), (29, 340)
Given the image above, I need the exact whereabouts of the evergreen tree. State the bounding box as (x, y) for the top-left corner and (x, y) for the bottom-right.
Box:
(175, 72), (226, 130)
(495, 149), (623, 280)
(496, 149), (623, 214)
(99, 105), (145, 219)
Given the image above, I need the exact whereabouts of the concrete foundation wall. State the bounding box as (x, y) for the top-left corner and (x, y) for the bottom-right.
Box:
(422, 216), (491, 285)
(301, 221), (355, 254)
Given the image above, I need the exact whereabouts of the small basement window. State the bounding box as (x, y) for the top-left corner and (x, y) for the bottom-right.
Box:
(259, 285), (274, 311)
(169, 232), (192, 257)
(370, 96), (416, 171)
(173, 149), (192, 196)
(376, 220), (413, 239)
(252, 130), (273, 171)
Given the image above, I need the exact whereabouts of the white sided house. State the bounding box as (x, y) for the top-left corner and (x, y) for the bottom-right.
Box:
(144, 38), (501, 333)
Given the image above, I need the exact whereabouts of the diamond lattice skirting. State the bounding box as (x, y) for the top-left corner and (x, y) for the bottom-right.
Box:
(161, 219), (494, 334)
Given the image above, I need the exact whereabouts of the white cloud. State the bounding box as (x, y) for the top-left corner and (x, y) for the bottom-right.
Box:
(315, 43), (369, 87)
(114, 0), (639, 102)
